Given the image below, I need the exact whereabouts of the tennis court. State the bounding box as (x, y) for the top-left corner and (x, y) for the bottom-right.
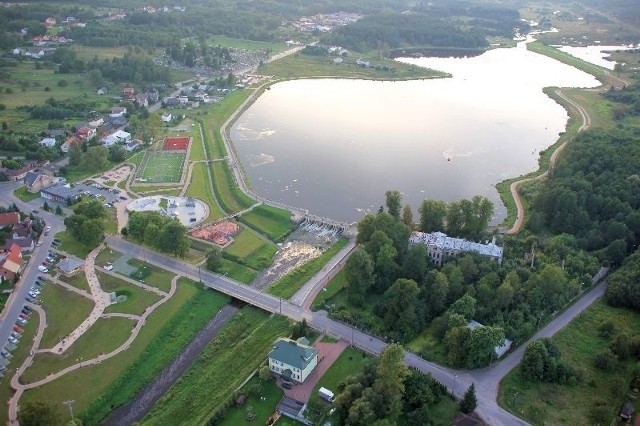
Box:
(137, 151), (186, 183)
(163, 136), (191, 151)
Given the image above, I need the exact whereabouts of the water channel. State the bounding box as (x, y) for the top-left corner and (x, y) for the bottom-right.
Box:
(231, 41), (601, 224)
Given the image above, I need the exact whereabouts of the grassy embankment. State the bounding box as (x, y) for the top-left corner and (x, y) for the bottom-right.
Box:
(141, 307), (290, 426)
(268, 238), (349, 299)
(499, 301), (640, 425)
(38, 281), (93, 348)
(19, 279), (229, 424)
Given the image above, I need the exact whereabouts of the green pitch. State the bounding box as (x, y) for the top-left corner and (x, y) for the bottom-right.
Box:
(138, 152), (186, 183)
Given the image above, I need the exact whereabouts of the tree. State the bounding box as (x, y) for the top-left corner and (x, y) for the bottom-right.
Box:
(460, 383), (477, 413)
(382, 279), (420, 341)
(345, 248), (375, 307)
(465, 325), (504, 368)
(259, 365), (272, 382)
(419, 200), (446, 233)
(158, 219), (189, 257)
(449, 294), (476, 321)
(205, 247), (222, 272)
(80, 218), (105, 247)
(385, 190), (402, 220)
(402, 204), (414, 229)
(68, 141), (82, 166)
(43, 200), (50, 212)
(82, 146), (109, 171)
(55, 205), (62, 215)
(521, 340), (549, 381)
(80, 199), (107, 219)
(18, 400), (62, 426)
(109, 145), (127, 163)
(373, 343), (409, 422)
(401, 243), (427, 283)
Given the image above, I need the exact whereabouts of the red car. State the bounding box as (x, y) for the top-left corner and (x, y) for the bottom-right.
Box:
(19, 313), (29, 320)
(13, 325), (23, 334)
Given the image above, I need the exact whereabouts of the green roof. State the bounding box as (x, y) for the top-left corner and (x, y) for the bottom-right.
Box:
(269, 338), (318, 370)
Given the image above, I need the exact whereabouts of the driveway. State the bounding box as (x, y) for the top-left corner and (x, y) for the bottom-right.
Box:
(282, 338), (348, 403)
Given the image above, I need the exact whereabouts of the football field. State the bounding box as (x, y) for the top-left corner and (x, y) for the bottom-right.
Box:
(137, 152), (186, 183)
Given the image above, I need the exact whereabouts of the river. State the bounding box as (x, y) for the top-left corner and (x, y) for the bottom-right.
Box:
(231, 41), (600, 224)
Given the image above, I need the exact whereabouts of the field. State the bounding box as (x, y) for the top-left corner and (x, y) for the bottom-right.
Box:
(137, 151), (186, 183)
(184, 162), (225, 220)
(163, 136), (190, 151)
(223, 228), (277, 270)
(141, 308), (290, 426)
(268, 238), (349, 299)
(258, 52), (448, 81)
(499, 301), (640, 425)
(39, 281), (94, 348)
(20, 280), (227, 424)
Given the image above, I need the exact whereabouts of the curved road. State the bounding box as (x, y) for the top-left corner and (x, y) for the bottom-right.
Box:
(105, 236), (609, 426)
(505, 89), (591, 234)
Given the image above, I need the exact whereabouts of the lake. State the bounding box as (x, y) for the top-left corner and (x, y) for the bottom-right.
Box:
(231, 42), (600, 224)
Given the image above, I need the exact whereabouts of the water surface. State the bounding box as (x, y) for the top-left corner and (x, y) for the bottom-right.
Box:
(232, 43), (599, 223)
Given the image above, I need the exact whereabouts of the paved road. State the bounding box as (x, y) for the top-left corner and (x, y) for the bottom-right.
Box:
(106, 236), (608, 426)
(0, 182), (65, 356)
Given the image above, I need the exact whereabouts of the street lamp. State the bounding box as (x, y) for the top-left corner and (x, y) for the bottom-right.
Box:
(453, 374), (458, 397)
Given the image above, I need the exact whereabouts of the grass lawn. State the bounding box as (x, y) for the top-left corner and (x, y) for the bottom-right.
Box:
(13, 186), (40, 202)
(23, 316), (135, 383)
(224, 227), (276, 270)
(498, 300), (640, 425)
(311, 269), (347, 311)
(39, 281), (94, 348)
(54, 231), (95, 258)
(219, 376), (284, 426)
(138, 151), (185, 183)
(207, 37), (288, 53)
(184, 162), (225, 220)
(129, 185), (181, 194)
(141, 307), (290, 426)
(0, 309), (40, 425)
(188, 124), (206, 161)
(126, 259), (174, 293)
(219, 258), (258, 284)
(98, 271), (163, 316)
(258, 52), (448, 81)
(239, 205), (296, 242)
(59, 273), (91, 293)
(211, 161), (255, 213)
(63, 160), (120, 184)
(406, 322), (447, 365)
(268, 238), (349, 299)
(95, 247), (123, 266)
(21, 280), (227, 424)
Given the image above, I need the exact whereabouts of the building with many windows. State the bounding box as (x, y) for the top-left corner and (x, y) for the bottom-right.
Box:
(268, 337), (318, 384)
(409, 231), (503, 266)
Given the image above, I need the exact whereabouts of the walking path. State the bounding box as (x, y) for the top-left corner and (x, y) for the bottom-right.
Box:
(49, 276), (93, 300)
(8, 275), (180, 423)
(99, 268), (169, 297)
(504, 89), (591, 234)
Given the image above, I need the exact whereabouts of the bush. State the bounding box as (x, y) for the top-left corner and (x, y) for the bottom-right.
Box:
(594, 348), (617, 370)
(58, 79), (69, 87)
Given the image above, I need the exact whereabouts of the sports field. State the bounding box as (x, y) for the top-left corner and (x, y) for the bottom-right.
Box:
(163, 137), (191, 151)
(137, 152), (186, 183)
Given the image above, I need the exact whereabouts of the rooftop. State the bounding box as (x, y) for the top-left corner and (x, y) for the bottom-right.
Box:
(410, 231), (503, 258)
(268, 337), (318, 370)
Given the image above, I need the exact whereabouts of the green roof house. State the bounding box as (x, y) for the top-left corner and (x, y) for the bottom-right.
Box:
(268, 337), (318, 384)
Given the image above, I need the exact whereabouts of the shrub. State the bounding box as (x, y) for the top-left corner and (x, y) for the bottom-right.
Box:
(594, 348), (617, 370)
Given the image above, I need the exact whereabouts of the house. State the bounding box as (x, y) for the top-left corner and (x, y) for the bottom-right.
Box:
(1, 164), (34, 181)
(185, 100), (200, 109)
(108, 115), (128, 127)
(44, 17), (56, 28)
(23, 172), (54, 193)
(110, 107), (127, 118)
(100, 130), (131, 147)
(122, 87), (135, 98)
(4, 238), (34, 253)
(409, 231), (503, 266)
(61, 136), (82, 153)
(87, 116), (104, 128)
(57, 257), (84, 276)
(25, 48), (45, 59)
(0, 212), (20, 229)
(124, 140), (140, 152)
(12, 47), (22, 56)
(135, 94), (148, 108)
(0, 244), (25, 282)
(39, 137), (57, 148)
(40, 162), (61, 177)
(75, 126), (96, 141)
(97, 87), (108, 95)
(41, 184), (82, 205)
(467, 321), (512, 358)
(161, 112), (173, 123)
(268, 337), (318, 384)
(333, 57), (343, 64)
(620, 401), (634, 422)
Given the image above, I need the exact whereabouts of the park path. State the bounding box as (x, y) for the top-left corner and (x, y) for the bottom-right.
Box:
(504, 89), (591, 235)
(42, 245), (112, 354)
(99, 268), (168, 297)
(49, 276), (93, 300)
(8, 275), (180, 423)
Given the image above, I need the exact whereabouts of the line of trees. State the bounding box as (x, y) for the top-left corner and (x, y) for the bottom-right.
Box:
(64, 199), (107, 247)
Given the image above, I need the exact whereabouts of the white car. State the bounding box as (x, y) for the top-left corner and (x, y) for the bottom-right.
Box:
(38, 265), (48, 273)
(36, 241), (43, 247)
(45, 226), (51, 232)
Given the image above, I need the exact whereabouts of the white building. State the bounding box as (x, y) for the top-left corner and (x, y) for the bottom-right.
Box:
(39, 137), (57, 148)
(268, 337), (318, 384)
(161, 112), (173, 123)
(100, 130), (131, 147)
(409, 231), (503, 266)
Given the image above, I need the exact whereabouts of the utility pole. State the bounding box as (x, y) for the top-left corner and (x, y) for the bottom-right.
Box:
(279, 297), (282, 315)
(198, 265), (201, 283)
(453, 374), (458, 398)
(62, 400), (75, 420)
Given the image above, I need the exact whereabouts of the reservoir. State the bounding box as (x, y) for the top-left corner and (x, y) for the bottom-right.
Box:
(231, 42), (600, 223)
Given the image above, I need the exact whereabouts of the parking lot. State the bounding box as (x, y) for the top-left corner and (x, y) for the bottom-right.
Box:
(72, 182), (127, 207)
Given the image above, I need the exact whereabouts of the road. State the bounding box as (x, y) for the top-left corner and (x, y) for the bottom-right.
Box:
(0, 181), (66, 357)
(106, 236), (608, 426)
(505, 89), (591, 234)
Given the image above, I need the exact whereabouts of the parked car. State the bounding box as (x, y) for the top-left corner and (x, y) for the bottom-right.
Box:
(11, 332), (20, 340)
(19, 313), (28, 320)
(45, 226), (51, 232)
(282, 382), (292, 389)
(25, 296), (35, 303)
(16, 318), (27, 325)
(0, 352), (9, 360)
(36, 241), (43, 247)
(13, 325), (23, 334)
(7, 337), (18, 345)
(38, 265), (48, 273)
(120, 196), (128, 200)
